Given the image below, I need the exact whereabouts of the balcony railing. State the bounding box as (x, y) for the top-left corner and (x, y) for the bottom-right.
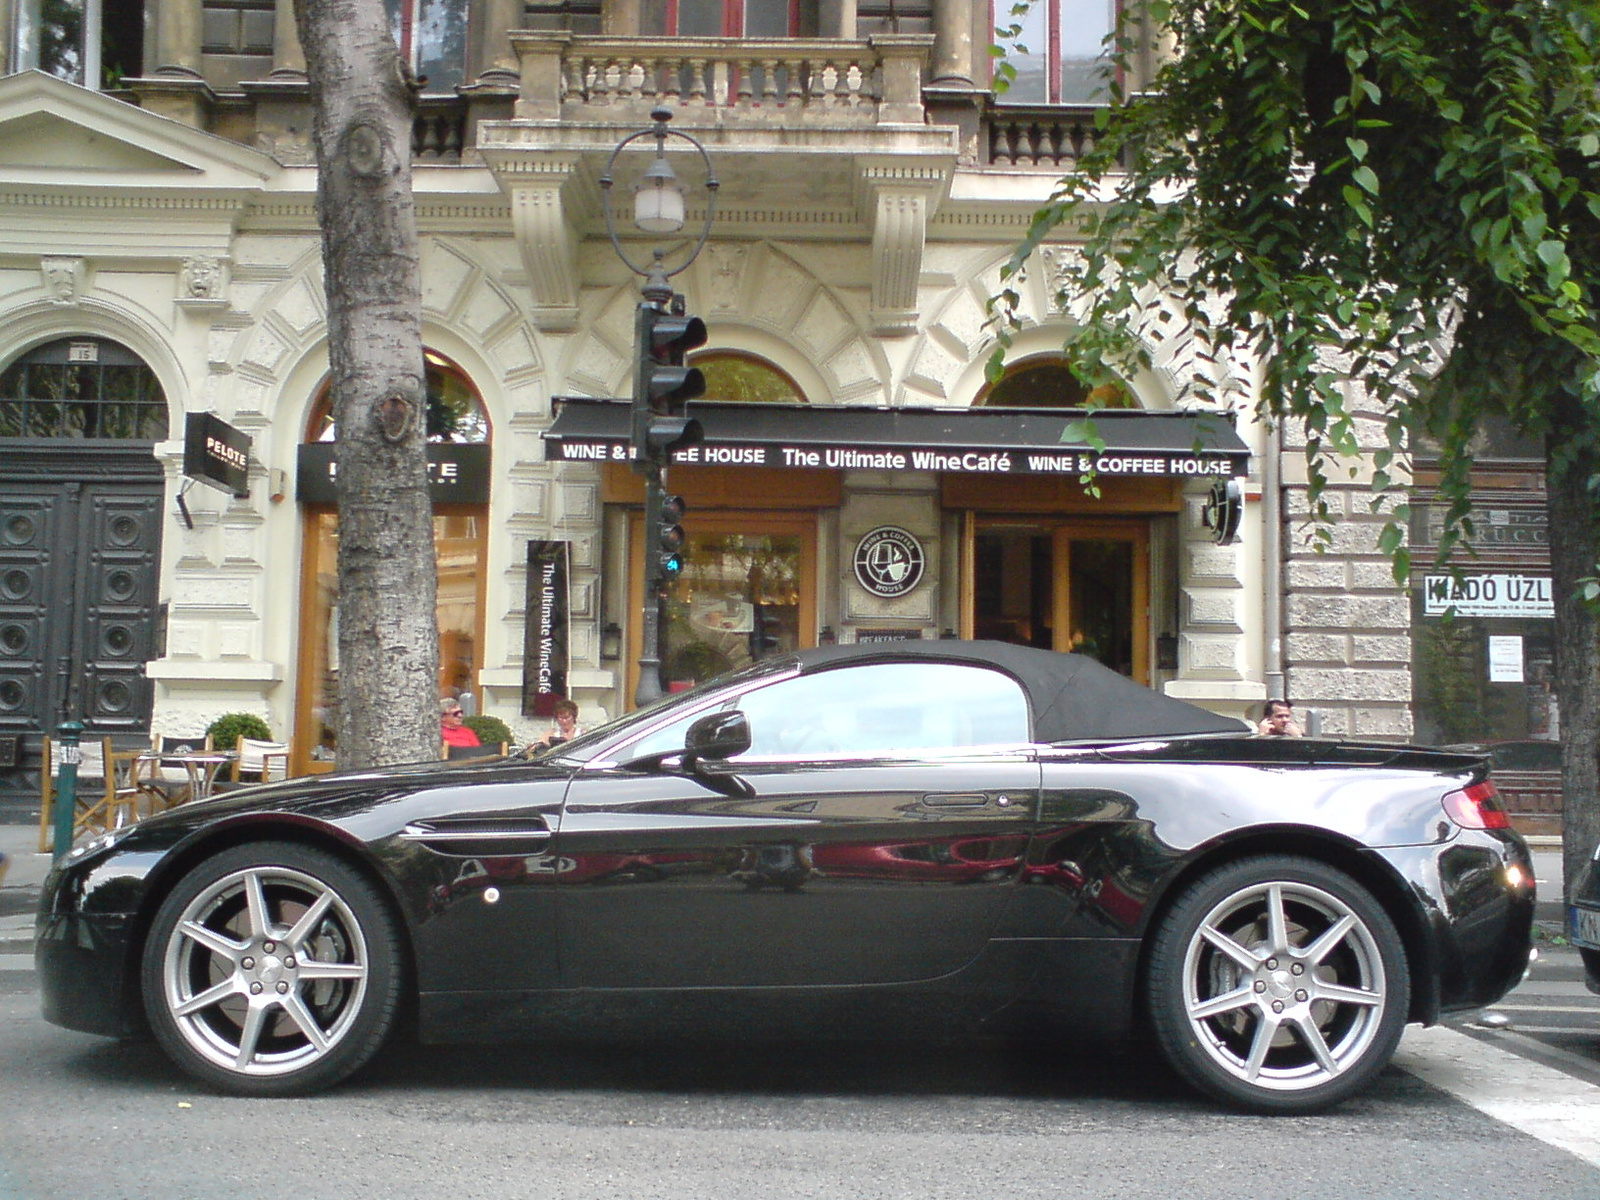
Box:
(413, 97), (468, 161)
(984, 104), (1105, 168)
(511, 33), (933, 126)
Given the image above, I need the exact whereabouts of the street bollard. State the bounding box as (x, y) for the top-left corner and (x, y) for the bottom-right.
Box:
(52, 720), (83, 861)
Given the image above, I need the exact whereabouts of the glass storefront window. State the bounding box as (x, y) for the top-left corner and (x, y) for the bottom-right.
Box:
(661, 530), (803, 690)
(1412, 617), (1560, 751)
(297, 350), (489, 765)
(300, 510), (486, 761)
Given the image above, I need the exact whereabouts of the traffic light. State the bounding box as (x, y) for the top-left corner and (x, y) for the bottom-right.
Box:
(656, 493), (687, 586)
(632, 298), (707, 466)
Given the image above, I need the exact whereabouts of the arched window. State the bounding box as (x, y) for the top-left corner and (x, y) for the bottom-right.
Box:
(0, 337), (167, 439)
(296, 349), (490, 770)
(693, 352), (806, 405)
(306, 349), (490, 441)
(978, 357), (1132, 409)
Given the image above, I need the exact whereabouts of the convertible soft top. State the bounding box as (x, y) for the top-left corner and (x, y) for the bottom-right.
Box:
(790, 639), (1248, 743)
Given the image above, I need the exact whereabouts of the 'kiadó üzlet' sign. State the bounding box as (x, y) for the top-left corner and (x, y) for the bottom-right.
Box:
(1421, 573), (1553, 618)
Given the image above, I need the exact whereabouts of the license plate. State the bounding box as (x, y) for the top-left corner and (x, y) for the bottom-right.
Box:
(1572, 905), (1600, 950)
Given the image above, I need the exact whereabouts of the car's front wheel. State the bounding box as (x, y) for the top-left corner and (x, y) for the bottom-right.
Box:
(1147, 855), (1409, 1113)
(142, 841), (402, 1095)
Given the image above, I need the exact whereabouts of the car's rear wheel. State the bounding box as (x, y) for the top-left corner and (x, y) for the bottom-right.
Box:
(1147, 855), (1409, 1113)
(142, 841), (402, 1096)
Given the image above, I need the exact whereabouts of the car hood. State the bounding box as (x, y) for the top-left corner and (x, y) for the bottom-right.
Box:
(126, 755), (575, 844)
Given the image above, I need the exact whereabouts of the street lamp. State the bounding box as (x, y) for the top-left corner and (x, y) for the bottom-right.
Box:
(599, 107), (718, 706)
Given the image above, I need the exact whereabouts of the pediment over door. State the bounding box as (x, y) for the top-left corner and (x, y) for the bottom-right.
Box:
(0, 70), (276, 190)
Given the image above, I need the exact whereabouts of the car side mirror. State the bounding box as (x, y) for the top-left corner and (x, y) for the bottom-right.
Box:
(683, 710), (751, 768)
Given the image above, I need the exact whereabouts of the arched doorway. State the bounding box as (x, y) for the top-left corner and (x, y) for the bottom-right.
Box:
(293, 350), (491, 769)
(966, 356), (1152, 681)
(0, 335), (168, 803)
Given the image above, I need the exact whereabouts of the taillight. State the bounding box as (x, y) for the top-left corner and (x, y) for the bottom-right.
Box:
(1441, 780), (1511, 830)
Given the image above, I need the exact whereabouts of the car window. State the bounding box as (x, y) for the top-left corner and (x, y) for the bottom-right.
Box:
(608, 699), (734, 762)
(733, 662), (1030, 758)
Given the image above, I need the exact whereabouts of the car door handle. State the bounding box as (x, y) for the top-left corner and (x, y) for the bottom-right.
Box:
(920, 792), (990, 808)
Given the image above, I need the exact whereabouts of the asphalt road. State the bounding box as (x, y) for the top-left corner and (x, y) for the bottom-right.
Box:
(2, 829), (1597, 1200)
(2, 975), (1599, 1200)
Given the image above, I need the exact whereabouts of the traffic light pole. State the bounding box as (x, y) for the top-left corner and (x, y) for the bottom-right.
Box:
(636, 455), (667, 707)
(600, 107), (716, 713)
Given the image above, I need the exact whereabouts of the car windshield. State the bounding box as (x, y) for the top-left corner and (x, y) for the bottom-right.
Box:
(527, 655), (799, 765)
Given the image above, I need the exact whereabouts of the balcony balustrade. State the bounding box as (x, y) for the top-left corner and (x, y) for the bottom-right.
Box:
(984, 104), (1104, 168)
(510, 33), (933, 126)
(413, 97), (469, 161)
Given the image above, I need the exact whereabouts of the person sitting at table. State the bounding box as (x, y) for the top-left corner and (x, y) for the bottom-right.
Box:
(535, 698), (585, 749)
(441, 698), (480, 749)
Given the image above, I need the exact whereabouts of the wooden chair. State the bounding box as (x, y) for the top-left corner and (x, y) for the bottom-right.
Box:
(445, 741), (509, 760)
(147, 733), (214, 806)
(37, 735), (144, 853)
(228, 737), (291, 785)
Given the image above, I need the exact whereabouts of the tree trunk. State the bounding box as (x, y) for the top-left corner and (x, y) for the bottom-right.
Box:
(295, 0), (440, 768)
(1545, 391), (1600, 904)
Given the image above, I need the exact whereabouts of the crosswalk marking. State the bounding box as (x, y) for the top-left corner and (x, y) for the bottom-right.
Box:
(1395, 1025), (1600, 1169)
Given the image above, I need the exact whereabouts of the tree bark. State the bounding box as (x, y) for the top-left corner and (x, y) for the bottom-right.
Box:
(294, 0), (439, 768)
(1545, 391), (1600, 903)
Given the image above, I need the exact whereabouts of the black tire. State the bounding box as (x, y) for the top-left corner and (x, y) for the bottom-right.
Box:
(141, 841), (403, 1096)
(1146, 855), (1410, 1113)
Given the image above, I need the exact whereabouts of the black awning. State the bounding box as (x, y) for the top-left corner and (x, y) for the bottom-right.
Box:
(542, 398), (1251, 479)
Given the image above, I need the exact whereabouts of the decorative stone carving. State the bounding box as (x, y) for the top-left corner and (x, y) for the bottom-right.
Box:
(494, 154), (581, 330)
(41, 256), (84, 305)
(707, 244), (746, 310)
(855, 162), (949, 335)
(182, 256), (224, 300)
(1039, 247), (1075, 313)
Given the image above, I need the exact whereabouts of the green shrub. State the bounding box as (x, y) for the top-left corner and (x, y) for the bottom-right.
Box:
(463, 713), (513, 748)
(206, 712), (273, 751)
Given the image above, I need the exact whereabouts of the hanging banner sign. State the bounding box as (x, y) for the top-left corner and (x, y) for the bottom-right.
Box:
(1421, 573), (1553, 618)
(183, 412), (252, 497)
(522, 540), (570, 718)
(296, 442), (491, 505)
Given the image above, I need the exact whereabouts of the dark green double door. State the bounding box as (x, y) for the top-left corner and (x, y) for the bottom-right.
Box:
(0, 446), (162, 801)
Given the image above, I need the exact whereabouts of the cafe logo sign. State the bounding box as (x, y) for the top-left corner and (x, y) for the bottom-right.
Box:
(853, 527), (925, 599)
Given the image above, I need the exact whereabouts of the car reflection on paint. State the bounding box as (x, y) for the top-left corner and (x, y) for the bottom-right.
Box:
(810, 835), (1028, 885)
(37, 641), (1535, 1115)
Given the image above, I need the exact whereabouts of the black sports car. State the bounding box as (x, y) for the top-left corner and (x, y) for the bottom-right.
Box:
(1571, 841), (1600, 997)
(37, 641), (1535, 1112)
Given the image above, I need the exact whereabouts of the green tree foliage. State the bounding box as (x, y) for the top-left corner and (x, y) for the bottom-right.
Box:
(995, 0), (1600, 895)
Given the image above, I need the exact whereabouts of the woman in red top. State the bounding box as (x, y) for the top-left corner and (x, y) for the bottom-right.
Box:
(440, 699), (480, 748)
